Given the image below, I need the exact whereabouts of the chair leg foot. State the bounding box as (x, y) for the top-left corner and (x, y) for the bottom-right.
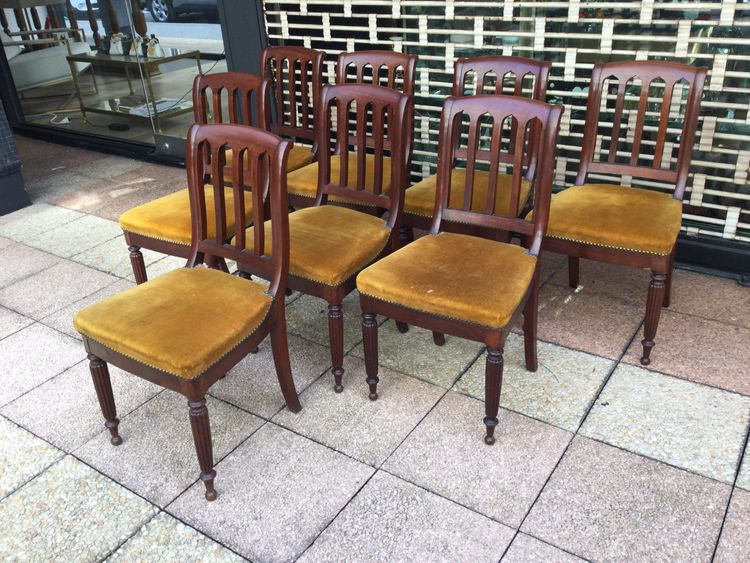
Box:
(188, 398), (218, 502)
(568, 256), (579, 288)
(88, 354), (122, 446)
(363, 312), (379, 400)
(328, 303), (345, 393)
(483, 347), (504, 446)
(432, 331), (446, 346)
(641, 271), (667, 365)
(128, 245), (148, 285)
(395, 320), (409, 334)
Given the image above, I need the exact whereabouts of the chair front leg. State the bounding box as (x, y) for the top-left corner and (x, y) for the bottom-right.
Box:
(128, 245), (148, 285)
(270, 311), (302, 413)
(663, 247), (676, 308)
(483, 347), (504, 445)
(432, 332), (446, 346)
(362, 312), (379, 400)
(328, 303), (345, 393)
(568, 256), (579, 288)
(88, 354), (122, 446)
(641, 271), (667, 366)
(188, 398), (218, 501)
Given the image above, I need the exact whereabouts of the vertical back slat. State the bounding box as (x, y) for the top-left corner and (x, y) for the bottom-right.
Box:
(211, 144), (227, 243)
(372, 104), (384, 195)
(509, 118), (526, 216)
(630, 84), (650, 166)
(232, 146), (246, 251)
(607, 81), (627, 163)
(211, 88), (223, 124)
(463, 118), (480, 210)
(251, 152), (265, 256)
(338, 99), (350, 187)
(300, 60), (310, 130)
(228, 87), (238, 124)
(274, 59), (285, 126)
(356, 101), (367, 190)
(653, 80), (675, 168)
(486, 115), (503, 213)
(289, 58), (298, 128)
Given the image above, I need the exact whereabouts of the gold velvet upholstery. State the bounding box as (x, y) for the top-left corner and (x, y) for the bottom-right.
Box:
(73, 268), (271, 379)
(404, 169), (533, 218)
(119, 186), (253, 245)
(238, 205), (391, 286)
(225, 145), (314, 176)
(286, 153), (393, 201)
(533, 184), (682, 255)
(357, 232), (537, 329)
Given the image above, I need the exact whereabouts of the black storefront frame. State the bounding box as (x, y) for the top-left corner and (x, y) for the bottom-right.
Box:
(0, 3), (747, 280)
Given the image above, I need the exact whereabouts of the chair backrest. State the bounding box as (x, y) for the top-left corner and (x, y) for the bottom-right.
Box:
(577, 60), (707, 199)
(192, 72), (269, 128)
(186, 123), (291, 299)
(452, 55), (550, 99)
(261, 46), (325, 146)
(336, 50), (417, 95)
(314, 83), (412, 225)
(432, 95), (564, 257)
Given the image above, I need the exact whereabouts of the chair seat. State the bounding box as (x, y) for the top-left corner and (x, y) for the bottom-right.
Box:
(74, 268), (271, 379)
(357, 232), (537, 329)
(225, 145), (314, 175)
(238, 205), (391, 286)
(286, 153), (392, 202)
(404, 169), (532, 219)
(535, 184), (682, 255)
(119, 186), (253, 245)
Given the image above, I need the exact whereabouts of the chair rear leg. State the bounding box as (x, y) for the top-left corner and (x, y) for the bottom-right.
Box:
(483, 347), (504, 445)
(188, 398), (218, 501)
(270, 313), (301, 413)
(128, 245), (148, 285)
(399, 226), (415, 246)
(523, 271), (540, 372)
(568, 256), (579, 288)
(395, 321), (409, 333)
(432, 332), (446, 346)
(328, 303), (345, 393)
(88, 354), (122, 446)
(363, 312), (380, 400)
(641, 271), (667, 365)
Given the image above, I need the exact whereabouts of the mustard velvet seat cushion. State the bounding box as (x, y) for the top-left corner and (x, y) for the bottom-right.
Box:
(119, 186), (254, 246)
(225, 145), (314, 176)
(534, 184), (682, 255)
(404, 169), (533, 219)
(286, 153), (393, 201)
(357, 232), (537, 330)
(73, 268), (271, 379)
(238, 205), (391, 286)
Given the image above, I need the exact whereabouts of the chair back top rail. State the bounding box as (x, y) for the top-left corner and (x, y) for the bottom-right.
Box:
(187, 123), (291, 298)
(431, 95), (563, 257)
(576, 60), (707, 199)
(337, 50), (418, 95)
(193, 72), (270, 129)
(262, 46), (325, 145)
(314, 83), (413, 226)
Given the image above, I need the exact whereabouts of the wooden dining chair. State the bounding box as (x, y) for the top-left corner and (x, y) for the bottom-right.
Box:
(536, 60), (706, 366)
(237, 83), (413, 393)
(74, 123), (300, 501)
(357, 95), (563, 445)
(262, 46), (325, 182)
(120, 72), (269, 284)
(285, 50), (417, 208)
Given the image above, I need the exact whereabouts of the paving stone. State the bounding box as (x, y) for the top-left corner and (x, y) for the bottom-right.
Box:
(714, 488), (750, 563)
(0, 323), (83, 407)
(384, 392), (572, 527)
(25, 169), (100, 203)
(454, 334), (613, 431)
(71, 235), (164, 278)
(0, 242), (60, 289)
(125, 255), (189, 282)
(0, 203), (83, 240)
(168, 423), (373, 562)
(0, 456), (156, 561)
(522, 436), (731, 562)
(0, 236), (14, 249)
(210, 333), (332, 418)
(26, 214), (123, 258)
(350, 320), (484, 388)
(737, 442), (750, 491)
(581, 364), (750, 483)
(548, 259), (650, 304)
(0, 260), (119, 319)
(299, 472), (514, 562)
(2, 361), (160, 452)
(538, 251), (567, 284)
(81, 155), (143, 180)
(107, 511), (243, 562)
(502, 533), (586, 563)
(0, 306), (33, 340)
(670, 269), (750, 328)
(274, 356), (444, 466)
(77, 392), (263, 506)
(0, 416), (63, 499)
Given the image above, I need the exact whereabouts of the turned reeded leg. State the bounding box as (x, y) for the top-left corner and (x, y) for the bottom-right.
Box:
(88, 354), (122, 446)
(568, 256), (579, 288)
(362, 312), (379, 400)
(395, 321), (409, 334)
(128, 245), (148, 285)
(641, 271), (667, 366)
(483, 348), (504, 445)
(328, 303), (345, 393)
(432, 332), (446, 346)
(188, 398), (217, 501)
(270, 314), (301, 413)
(663, 248), (676, 308)
(523, 271), (540, 372)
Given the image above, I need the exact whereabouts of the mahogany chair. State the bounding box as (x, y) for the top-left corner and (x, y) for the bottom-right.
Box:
(261, 45), (325, 185)
(120, 72), (269, 284)
(237, 83), (413, 392)
(74, 123), (300, 501)
(537, 60), (706, 365)
(357, 95), (563, 444)
(285, 50), (417, 208)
